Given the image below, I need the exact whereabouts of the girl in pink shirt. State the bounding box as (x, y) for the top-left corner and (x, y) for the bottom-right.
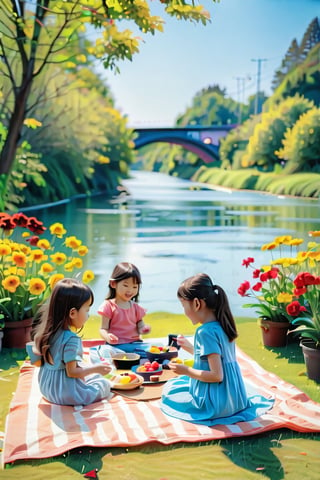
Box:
(98, 262), (151, 356)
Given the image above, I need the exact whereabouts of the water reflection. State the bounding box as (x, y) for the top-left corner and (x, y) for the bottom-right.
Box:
(27, 171), (320, 317)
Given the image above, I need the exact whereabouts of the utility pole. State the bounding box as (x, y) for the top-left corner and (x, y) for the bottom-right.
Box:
(251, 58), (267, 115)
(235, 77), (246, 124)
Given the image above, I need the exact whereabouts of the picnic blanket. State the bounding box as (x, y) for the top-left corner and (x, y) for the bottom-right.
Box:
(3, 344), (320, 465)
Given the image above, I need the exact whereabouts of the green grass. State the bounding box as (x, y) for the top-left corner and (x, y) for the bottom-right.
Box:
(1, 313), (319, 479)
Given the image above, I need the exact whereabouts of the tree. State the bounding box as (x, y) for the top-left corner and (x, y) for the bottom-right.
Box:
(0, 0), (215, 176)
(298, 17), (320, 61)
(272, 39), (300, 90)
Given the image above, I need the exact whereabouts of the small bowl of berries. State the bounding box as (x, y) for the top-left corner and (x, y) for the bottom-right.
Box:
(132, 361), (163, 382)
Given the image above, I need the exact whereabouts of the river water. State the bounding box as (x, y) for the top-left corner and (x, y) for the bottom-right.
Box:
(28, 171), (320, 317)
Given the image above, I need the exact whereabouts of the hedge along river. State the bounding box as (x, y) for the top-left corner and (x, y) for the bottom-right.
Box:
(26, 171), (320, 318)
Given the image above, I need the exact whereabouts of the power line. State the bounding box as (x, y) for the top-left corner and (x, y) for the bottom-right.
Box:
(251, 58), (268, 114)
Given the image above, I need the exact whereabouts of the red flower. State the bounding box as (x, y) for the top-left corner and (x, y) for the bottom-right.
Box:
(293, 286), (307, 297)
(237, 281), (250, 296)
(27, 217), (46, 235)
(294, 272), (317, 288)
(286, 301), (307, 317)
(26, 235), (40, 246)
(269, 268), (279, 279)
(260, 268), (279, 282)
(0, 214), (16, 231)
(242, 257), (255, 268)
(11, 213), (29, 228)
(260, 271), (269, 282)
(252, 268), (261, 278)
(252, 282), (262, 291)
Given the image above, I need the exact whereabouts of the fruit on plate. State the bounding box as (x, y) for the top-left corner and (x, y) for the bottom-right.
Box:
(136, 361), (160, 373)
(118, 373), (139, 384)
(170, 357), (183, 364)
(149, 345), (172, 353)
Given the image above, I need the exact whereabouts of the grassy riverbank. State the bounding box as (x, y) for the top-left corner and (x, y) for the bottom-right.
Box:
(1, 312), (319, 479)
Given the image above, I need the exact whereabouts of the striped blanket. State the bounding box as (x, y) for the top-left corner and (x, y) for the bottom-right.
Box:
(3, 346), (320, 465)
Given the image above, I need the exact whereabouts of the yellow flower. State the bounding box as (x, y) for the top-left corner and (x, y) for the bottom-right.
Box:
(4, 266), (25, 276)
(277, 292), (293, 303)
(82, 270), (95, 283)
(2, 275), (20, 293)
(0, 243), (11, 255)
(39, 262), (55, 274)
(288, 238), (304, 246)
(72, 257), (83, 268)
(49, 222), (67, 238)
(37, 238), (51, 250)
(50, 252), (67, 265)
(64, 262), (74, 272)
(274, 235), (292, 245)
(12, 251), (27, 268)
(309, 230), (320, 237)
(65, 236), (82, 249)
(49, 273), (65, 290)
(261, 242), (277, 251)
(30, 249), (48, 263)
(77, 245), (88, 256)
(29, 278), (46, 295)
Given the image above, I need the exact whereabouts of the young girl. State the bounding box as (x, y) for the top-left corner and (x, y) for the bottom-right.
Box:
(98, 262), (151, 354)
(32, 278), (113, 406)
(161, 273), (274, 426)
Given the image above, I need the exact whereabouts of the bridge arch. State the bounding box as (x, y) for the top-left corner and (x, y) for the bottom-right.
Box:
(133, 126), (236, 163)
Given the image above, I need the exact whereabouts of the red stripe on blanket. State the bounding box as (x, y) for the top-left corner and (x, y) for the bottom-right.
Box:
(3, 347), (320, 464)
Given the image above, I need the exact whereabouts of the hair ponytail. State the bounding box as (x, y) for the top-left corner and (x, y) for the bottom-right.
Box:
(177, 273), (238, 342)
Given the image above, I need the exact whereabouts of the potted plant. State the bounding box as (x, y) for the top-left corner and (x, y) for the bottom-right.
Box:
(237, 235), (310, 347)
(0, 212), (95, 348)
(287, 268), (320, 382)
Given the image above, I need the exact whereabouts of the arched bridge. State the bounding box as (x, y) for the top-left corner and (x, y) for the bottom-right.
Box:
(133, 125), (236, 163)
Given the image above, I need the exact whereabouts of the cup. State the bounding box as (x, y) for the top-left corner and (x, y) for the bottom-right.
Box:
(168, 334), (181, 350)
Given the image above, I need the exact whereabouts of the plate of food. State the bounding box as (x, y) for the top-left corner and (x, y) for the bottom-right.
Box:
(111, 372), (144, 390)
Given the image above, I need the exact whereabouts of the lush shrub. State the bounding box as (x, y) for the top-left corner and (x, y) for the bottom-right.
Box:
(242, 95), (314, 172)
(277, 107), (320, 173)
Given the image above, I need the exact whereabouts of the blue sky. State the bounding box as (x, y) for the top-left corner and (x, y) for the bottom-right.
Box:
(98, 0), (320, 127)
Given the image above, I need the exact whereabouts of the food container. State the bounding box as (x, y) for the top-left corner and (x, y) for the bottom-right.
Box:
(131, 364), (163, 382)
(112, 352), (141, 370)
(112, 372), (144, 390)
(146, 346), (178, 363)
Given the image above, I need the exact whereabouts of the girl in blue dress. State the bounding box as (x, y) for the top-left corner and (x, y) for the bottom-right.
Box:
(32, 278), (113, 406)
(161, 273), (274, 426)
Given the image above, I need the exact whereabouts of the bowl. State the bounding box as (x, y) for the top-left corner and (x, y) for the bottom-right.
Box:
(146, 346), (179, 364)
(112, 353), (141, 370)
(112, 373), (144, 390)
(131, 364), (163, 382)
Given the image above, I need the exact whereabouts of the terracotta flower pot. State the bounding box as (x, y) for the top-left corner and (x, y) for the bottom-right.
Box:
(259, 319), (290, 347)
(2, 318), (33, 349)
(300, 338), (320, 383)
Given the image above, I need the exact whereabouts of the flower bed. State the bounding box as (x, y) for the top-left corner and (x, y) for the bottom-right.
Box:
(0, 212), (94, 324)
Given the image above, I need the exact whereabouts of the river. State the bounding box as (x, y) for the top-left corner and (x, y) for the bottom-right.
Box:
(27, 171), (320, 317)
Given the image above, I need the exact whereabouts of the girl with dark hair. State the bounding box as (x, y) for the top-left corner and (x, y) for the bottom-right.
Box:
(98, 262), (151, 354)
(161, 273), (274, 425)
(32, 278), (113, 406)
